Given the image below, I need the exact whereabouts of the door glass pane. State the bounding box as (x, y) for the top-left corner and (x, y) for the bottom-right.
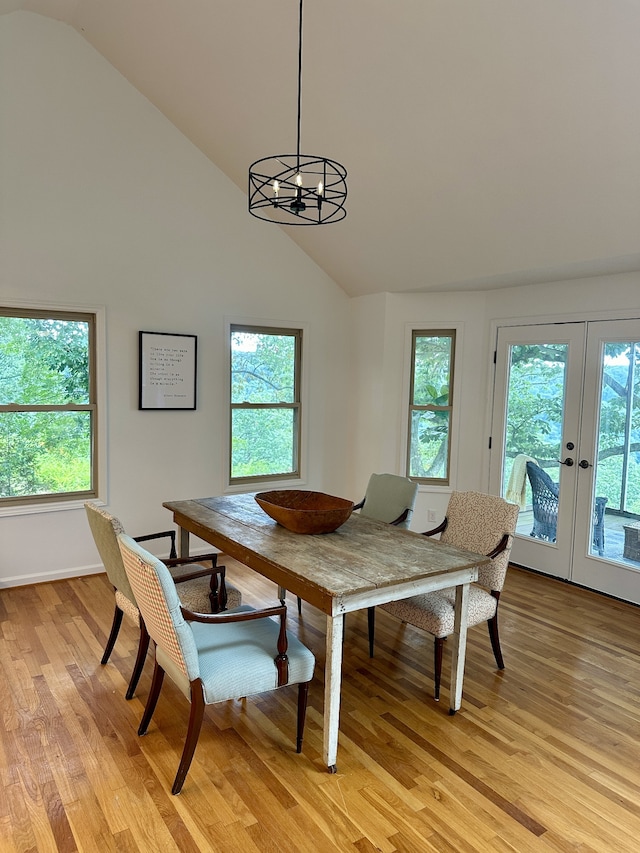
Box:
(594, 341), (640, 562)
(502, 343), (568, 540)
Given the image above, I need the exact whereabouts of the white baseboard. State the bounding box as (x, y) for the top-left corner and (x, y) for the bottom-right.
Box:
(0, 548), (222, 589)
(0, 563), (105, 588)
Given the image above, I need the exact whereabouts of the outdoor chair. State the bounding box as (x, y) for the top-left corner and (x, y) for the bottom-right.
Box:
(85, 501), (241, 699)
(118, 534), (315, 794)
(368, 490), (519, 701)
(525, 462), (608, 555)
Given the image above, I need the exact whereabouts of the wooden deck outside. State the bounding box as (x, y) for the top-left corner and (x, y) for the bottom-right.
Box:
(1, 558), (640, 852)
(516, 508), (640, 566)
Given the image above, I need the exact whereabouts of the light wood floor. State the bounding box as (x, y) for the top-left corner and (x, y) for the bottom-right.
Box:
(2, 559), (640, 852)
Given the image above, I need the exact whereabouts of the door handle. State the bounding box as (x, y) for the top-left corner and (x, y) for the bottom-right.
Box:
(578, 459), (592, 469)
(558, 457), (574, 466)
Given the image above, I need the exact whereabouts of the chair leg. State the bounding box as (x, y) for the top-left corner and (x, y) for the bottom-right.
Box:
(172, 680), (206, 795)
(488, 614), (505, 670)
(297, 596), (302, 615)
(367, 606), (375, 657)
(296, 681), (310, 753)
(126, 620), (150, 700)
(434, 637), (444, 701)
(101, 604), (123, 664)
(138, 659), (165, 736)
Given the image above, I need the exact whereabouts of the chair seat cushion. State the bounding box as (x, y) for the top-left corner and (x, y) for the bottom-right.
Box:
(158, 605), (315, 704)
(176, 578), (242, 613)
(381, 584), (497, 639)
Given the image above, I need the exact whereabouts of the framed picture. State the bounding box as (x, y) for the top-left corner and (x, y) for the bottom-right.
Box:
(139, 331), (197, 410)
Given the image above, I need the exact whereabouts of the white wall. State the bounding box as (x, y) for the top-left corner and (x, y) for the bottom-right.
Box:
(0, 12), (352, 585)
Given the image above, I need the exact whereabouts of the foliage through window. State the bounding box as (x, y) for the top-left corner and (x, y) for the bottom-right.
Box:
(407, 330), (455, 484)
(230, 325), (301, 483)
(0, 308), (96, 504)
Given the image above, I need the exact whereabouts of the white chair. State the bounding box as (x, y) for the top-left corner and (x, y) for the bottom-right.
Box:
(118, 534), (315, 794)
(368, 491), (519, 700)
(85, 502), (242, 699)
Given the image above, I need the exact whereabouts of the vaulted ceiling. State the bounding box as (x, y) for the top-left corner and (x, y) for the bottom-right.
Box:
(3, 0), (640, 297)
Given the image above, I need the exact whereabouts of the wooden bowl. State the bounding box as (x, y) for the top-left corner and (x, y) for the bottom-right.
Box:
(255, 490), (353, 534)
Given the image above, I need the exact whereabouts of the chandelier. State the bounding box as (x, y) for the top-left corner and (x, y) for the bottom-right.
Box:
(248, 0), (347, 226)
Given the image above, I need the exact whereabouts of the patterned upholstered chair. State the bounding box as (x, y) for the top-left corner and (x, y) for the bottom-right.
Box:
(118, 534), (315, 794)
(85, 502), (242, 699)
(368, 491), (519, 701)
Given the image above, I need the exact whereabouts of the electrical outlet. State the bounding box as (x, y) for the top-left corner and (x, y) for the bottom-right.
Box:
(427, 509), (437, 522)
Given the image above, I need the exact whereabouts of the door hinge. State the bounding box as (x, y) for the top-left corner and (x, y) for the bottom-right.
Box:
(488, 436), (492, 449)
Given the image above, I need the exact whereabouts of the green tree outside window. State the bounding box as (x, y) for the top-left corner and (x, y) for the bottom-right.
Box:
(408, 331), (455, 484)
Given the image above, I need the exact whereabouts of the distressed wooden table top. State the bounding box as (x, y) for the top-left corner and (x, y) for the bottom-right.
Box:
(164, 493), (488, 614)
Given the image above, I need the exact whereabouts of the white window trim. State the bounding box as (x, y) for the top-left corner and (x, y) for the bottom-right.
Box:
(224, 315), (309, 492)
(0, 298), (107, 517)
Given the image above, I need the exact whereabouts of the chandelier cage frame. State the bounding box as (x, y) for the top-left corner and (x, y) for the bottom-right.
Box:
(248, 0), (347, 226)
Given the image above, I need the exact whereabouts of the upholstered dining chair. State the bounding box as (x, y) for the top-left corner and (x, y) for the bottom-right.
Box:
(118, 534), (315, 794)
(295, 473), (419, 614)
(85, 501), (242, 700)
(368, 491), (519, 701)
(354, 472), (419, 529)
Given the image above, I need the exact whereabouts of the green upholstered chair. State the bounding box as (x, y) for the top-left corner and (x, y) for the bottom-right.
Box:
(354, 472), (419, 528)
(118, 534), (315, 794)
(85, 501), (241, 699)
(368, 491), (519, 700)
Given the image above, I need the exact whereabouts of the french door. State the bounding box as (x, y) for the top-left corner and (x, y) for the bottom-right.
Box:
(489, 319), (640, 604)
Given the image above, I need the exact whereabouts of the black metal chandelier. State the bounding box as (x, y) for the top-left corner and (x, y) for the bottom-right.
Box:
(248, 0), (347, 226)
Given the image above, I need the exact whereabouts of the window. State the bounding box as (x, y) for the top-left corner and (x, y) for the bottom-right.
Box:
(0, 308), (97, 505)
(407, 329), (455, 484)
(230, 325), (302, 483)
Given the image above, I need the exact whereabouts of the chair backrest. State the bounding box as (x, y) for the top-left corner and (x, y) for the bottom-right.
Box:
(439, 491), (519, 592)
(85, 501), (136, 604)
(358, 473), (419, 529)
(525, 462), (559, 541)
(526, 462), (559, 502)
(118, 533), (200, 682)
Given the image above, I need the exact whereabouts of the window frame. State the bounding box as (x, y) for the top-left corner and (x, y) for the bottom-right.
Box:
(0, 304), (102, 510)
(229, 323), (303, 486)
(406, 328), (457, 486)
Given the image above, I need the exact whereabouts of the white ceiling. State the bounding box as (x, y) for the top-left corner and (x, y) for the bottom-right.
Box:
(4, 0), (640, 297)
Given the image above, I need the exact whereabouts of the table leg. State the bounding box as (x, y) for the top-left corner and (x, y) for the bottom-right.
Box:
(449, 581), (470, 714)
(179, 527), (190, 558)
(323, 612), (344, 772)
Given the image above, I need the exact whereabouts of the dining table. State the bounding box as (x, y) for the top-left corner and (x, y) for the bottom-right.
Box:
(163, 493), (489, 772)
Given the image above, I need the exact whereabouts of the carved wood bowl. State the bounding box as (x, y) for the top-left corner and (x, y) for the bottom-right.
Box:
(255, 490), (354, 534)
